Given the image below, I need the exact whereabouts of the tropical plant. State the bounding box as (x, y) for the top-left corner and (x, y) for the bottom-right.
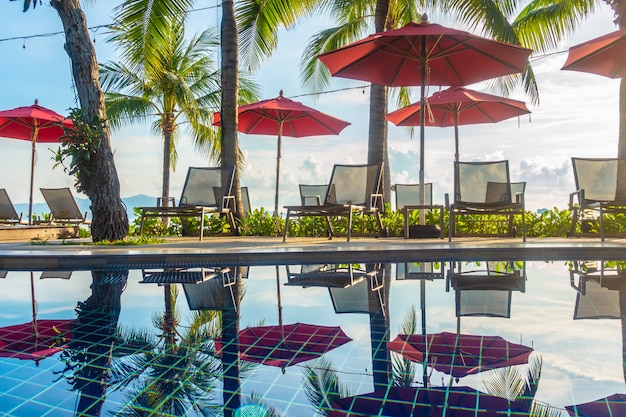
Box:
(302, 356), (352, 416)
(101, 11), (260, 206)
(109, 285), (224, 415)
(16, 0), (129, 242)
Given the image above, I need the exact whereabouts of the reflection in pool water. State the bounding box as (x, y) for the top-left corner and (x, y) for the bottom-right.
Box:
(0, 259), (625, 416)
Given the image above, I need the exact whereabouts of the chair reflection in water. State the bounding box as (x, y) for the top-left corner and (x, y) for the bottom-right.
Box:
(569, 260), (623, 320)
(448, 260), (526, 319)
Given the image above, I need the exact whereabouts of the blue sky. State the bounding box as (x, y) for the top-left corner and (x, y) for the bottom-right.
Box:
(0, 2), (620, 213)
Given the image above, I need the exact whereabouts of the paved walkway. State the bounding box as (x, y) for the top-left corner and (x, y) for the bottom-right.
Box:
(0, 236), (625, 270)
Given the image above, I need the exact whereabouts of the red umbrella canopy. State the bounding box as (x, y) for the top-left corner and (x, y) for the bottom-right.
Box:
(0, 319), (72, 363)
(562, 28), (626, 79)
(329, 386), (530, 417)
(0, 100), (73, 142)
(214, 322), (352, 370)
(387, 332), (533, 378)
(387, 87), (531, 161)
(566, 393), (626, 416)
(212, 91), (351, 137)
(317, 21), (532, 87)
(387, 87), (530, 127)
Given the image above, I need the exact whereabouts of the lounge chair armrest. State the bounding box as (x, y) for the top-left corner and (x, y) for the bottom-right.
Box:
(302, 194), (323, 205)
(444, 193), (450, 210)
(222, 195), (236, 210)
(369, 193), (383, 210)
(569, 189), (584, 208)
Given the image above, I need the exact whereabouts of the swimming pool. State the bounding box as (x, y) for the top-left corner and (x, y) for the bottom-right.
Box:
(0, 256), (624, 416)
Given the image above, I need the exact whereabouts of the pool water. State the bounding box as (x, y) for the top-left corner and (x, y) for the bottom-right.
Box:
(0, 259), (624, 416)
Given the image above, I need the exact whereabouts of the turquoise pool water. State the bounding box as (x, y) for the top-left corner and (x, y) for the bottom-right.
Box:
(0, 258), (624, 416)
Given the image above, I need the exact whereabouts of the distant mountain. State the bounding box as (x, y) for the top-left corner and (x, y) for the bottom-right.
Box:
(15, 194), (159, 222)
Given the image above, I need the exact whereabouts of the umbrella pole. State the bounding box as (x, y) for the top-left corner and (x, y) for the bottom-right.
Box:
(28, 127), (38, 225)
(30, 272), (39, 339)
(454, 112), (460, 163)
(275, 265), (283, 329)
(420, 279), (428, 387)
(274, 123), (283, 217)
(418, 50), (426, 225)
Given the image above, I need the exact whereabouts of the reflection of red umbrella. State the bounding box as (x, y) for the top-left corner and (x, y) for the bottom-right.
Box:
(562, 28), (626, 78)
(318, 17), (532, 213)
(0, 100), (73, 224)
(329, 386), (529, 417)
(215, 267), (352, 370)
(0, 319), (72, 363)
(213, 91), (350, 215)
(215, 322), (352, 370)
(566, 393), (626, 416)
(387, 332), (533, 379)
(386, 86), (531, 161)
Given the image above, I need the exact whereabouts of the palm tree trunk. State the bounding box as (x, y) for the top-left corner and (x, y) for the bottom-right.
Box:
(72, 270), (127, 416)
(368, 0), (391, 203)
(51, 0), (128, 242)
(221, 0), (242, 218)
(162, 121), (174, 205)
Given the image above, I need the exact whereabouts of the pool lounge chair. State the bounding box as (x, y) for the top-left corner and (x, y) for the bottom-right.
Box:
(39, 187), (89, 227)
(283, 163), (384, 242)
(569, 157), (626, 240)
(569, 260), (621, 319)
(0, 189), (24, 225)
(394, 183), (444, 239)
(138, 166), (236, 241)
(446, 160), (526, 241)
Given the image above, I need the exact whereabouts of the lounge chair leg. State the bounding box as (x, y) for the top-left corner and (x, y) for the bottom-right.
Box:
(404, 208), (410, 239)
(600, 205), (605, 241)
(569, 207), (579, 237)
(283, 211), (290, 242)
(199, 211), (205, 241)
(346, 208), (353, 242)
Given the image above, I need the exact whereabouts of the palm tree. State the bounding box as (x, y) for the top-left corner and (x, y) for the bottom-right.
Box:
(101, 14), (260, 207)
(16, 0), (129, 242)
(109, 285), (225, 415)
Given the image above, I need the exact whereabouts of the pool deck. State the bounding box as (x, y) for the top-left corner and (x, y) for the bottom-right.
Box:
(0, 236), (625, 270)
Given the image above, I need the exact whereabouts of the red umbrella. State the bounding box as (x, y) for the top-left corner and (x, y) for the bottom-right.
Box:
(386, 86), (531, 161)
(566, 393), (626, 416)
(562, 28), (626, 78)
(213, 91), (350, 215)
(387, 332), (533, 379)
(0, 100), (73, 224)
(215, 322), (352, 370)
(329, 386), (529, 417)
(318, 16), (532, 214)
(0, 319), (72, 363)
(214, 267), (352, 371)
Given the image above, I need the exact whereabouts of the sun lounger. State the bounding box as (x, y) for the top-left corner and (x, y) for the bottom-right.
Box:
(0, 189), (24, 225)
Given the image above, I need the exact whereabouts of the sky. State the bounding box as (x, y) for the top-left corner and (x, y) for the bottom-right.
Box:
(0, 2), (621, 214)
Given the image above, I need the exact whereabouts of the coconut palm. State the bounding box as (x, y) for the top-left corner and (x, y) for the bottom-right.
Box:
(15, 0), (129, 242)
(109, 285), (225, 415)
(101, 14), (260, 207)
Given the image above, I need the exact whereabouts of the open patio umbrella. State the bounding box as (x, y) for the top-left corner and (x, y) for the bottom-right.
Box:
(329, 385), (529, 417)
(318, 15), (532, 219)
(386, 86), (531, 161)
(213, 91), (350, 215)
(387, 332), (533, 379)
(566, 392), (626, 416)
(0, 100), (73, 224)
(0, 272), (72, 364)
(214, 266), (352, 371)
(562, 28), (626, 78)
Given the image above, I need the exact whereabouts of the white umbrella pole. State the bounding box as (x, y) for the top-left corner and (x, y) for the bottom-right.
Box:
(419, 50), (426, 225)
(28, 133), (37, 226)
(274, 123), (283, 217)
(454, 112), (460, 163)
